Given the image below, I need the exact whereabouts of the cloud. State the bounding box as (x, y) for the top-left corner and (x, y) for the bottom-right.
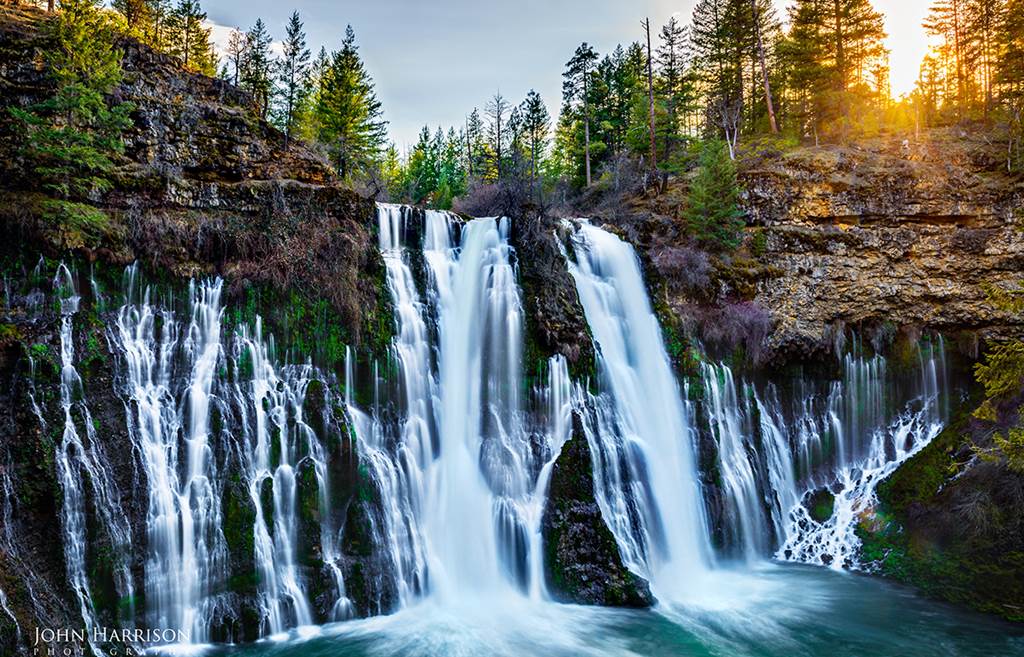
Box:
(205, 19), (285, 62)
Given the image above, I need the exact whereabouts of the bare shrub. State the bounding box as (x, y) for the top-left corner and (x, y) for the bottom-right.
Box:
(652, 245), (712, 295)
(700, 301), (772, 362)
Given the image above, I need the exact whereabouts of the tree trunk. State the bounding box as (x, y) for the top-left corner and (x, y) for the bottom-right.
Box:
(584, 112), (591, 187)
(644, 18), (657, 173)
(750, 0), (778, 134)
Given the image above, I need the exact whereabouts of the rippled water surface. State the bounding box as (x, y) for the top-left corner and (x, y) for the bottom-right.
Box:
(184, 564), (1024, 657)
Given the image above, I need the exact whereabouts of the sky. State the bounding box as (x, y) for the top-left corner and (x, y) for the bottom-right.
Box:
(205, 0), (935, 149)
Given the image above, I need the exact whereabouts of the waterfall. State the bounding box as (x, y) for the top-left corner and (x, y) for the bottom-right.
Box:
(564, 221), (713, 600)
(701, 363), (769, 562)
(776, 339), (948, 568)
(113, 273), (227, 640)
(13, 211), (966, 650)
(684, 335), (949, 568)
(110, 265), (342, 643)
(53, 264), (135, 656)
(234, 322), (313, 632)
(359, 204), (575, 608)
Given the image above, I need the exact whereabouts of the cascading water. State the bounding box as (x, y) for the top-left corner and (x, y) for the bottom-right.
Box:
(113, 272), (228, 641)
(53, 264), (135, 656)
(776, 340), (948, 568)
(110, 265), (344, 644)
(564, 221), (713, 600)
(684, 337), (950, 568)
(234, 322), (314, 632)
(11, 213), (986, 657)
(358, 204), (576, 609)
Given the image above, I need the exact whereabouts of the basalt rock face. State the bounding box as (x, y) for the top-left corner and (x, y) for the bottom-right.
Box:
(741, 136), (1024, 360)
(588, 132), (1023, 366)
(542, 411), (654, 608)
(0, 4), (389, 359)
(512, 213), (596, 381)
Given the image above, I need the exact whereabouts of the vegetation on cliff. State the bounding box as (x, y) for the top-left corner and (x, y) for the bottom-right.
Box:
(858, 283), (1024, 622)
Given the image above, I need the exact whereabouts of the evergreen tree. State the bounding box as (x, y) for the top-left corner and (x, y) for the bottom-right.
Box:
(519, 89), (550, 187)
(315, 25), (388, 179)
(563, 42), (599, 186)
(379, 143), (404, 198)
(166, 0), (216, 75)
(683, 140), (744, 251)
(143, 0), (172, 51)
(656, 16), (693, 166)
(998, 0), (1023, 169)
(464, 107), (488, 178)
(691, 0), (746, 150)
(406, 126), (437, 203)
(241, 18), (274, 120)
(112, 0), (150, 35)
(10, 0), (134, 238)
(276, 11), (311, 145)
(782, 0), (887, 139)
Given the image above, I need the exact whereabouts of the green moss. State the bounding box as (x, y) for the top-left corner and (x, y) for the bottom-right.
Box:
(807, 487), (835, 523)
(221, 475), (257, 594)
(876, 407), (973, 511)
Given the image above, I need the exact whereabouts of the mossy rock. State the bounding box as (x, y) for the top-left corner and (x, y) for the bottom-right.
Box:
(541, 410), (654, 608)
(805, 487), (835, 523)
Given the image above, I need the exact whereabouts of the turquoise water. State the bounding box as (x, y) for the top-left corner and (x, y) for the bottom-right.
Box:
(192, 564), (1024, 657)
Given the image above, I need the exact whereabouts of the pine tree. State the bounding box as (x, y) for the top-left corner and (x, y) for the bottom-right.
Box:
(9, 0), (134, 238)
(691, 0), (746, 150)
(656, 16), (693, 166)
(519, 89), (550, 187)
(925, 0), (969, 116)
(406, 126), (437, 203)
(782, 0), (887, 139)
(276, 11), (311, 146)
(241, 18), (274, 120)
(998, 0), (1023, 170)
(379, 143), (405, 198)
(683, 140), (744, 251)
(166, 0), (216, 75)
(112, 0), (150, 36)
(563, 42), (599, 186)
(464, 107), (488, 178)
(315, 26), (387, 179)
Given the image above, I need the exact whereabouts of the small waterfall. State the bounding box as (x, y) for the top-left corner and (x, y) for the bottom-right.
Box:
(114, 274), (227, 640)
(776, 339), (948, 568)
(0, 463), (21, 642)
(234, 323), (313, 632)
(565, 221), (713, 600)
(110, 265), (343, 643)
(690, 333), (950, 568)
(701, 363), (769, 562)
(53, 264), (135, 656)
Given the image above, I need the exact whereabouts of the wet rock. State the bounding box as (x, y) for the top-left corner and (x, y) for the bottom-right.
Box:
(295, 456), (323, 568)
(542, 411), (654, 607)
(512, 213), (595, 381)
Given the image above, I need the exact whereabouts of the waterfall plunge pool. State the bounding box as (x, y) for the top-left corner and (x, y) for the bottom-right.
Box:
(182, 563), (1023, 657)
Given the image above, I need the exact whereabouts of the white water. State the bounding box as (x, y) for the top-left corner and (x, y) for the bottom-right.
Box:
(565, 222), (713, 600)
(15, 215), (964, 654)
(110, 265), (342, 644)
(358, 205), (575, 610)
(53, 264), (135, 656)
